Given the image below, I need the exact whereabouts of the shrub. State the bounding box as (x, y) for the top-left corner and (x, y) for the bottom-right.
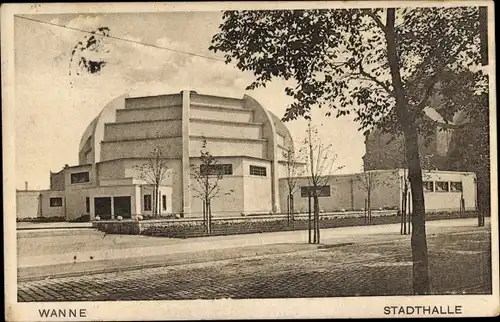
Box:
(17, 216), (66, 223)
(68, 214), (90, 222)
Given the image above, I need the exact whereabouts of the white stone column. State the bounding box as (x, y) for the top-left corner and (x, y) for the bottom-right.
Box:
(181, 90), (191, 216)
(110, 196), (115, 219)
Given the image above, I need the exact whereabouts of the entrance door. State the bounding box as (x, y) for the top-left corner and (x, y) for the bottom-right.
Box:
(94, 197), (112, 219)
(113, 196), (132, 219)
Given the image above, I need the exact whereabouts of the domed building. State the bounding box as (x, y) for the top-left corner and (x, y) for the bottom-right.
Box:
(43, 90), (295, 220)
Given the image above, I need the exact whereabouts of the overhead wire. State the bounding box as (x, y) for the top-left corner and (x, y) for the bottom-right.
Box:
(14, 14), (227, 63)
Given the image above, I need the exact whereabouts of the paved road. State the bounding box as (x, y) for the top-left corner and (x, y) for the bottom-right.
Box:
(18, 226), (491, 301)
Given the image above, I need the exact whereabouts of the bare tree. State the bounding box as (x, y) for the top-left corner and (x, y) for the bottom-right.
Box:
(134, 146), (171, 217)
(282, 143), (306, 226)
(356, 170), (380, 224)
(190, 138), (232, 234)
(302, 123), (344, 244)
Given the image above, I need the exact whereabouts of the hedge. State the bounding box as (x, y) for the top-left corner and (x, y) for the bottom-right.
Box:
(92, 210), (482, 238)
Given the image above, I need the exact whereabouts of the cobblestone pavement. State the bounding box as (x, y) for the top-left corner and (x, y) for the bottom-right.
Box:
(17, 230), (491, 301)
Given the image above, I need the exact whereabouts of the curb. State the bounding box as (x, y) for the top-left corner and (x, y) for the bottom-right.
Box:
(17, 226), (93, 231)
(18, 245), (316, 282)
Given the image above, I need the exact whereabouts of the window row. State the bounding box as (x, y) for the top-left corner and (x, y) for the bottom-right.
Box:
(423, 181), (463, 193)
(199, 164), (268, 177)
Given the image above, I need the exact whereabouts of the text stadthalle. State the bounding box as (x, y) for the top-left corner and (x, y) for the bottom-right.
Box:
(384, 305), (463, 315)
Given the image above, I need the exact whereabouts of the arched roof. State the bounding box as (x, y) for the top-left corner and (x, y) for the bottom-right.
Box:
(78, 117), (98, 153)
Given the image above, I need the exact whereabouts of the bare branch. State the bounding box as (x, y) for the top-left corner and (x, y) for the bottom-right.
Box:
(358, 60), (393, 94)
(363, 9), (388, 34)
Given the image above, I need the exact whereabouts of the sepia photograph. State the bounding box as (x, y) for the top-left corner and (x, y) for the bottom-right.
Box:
(2, 1), (498, 320)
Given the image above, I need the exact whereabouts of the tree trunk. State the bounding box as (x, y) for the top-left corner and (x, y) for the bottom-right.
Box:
(364, 198), (368, 224)
(403, 187), (407, 234)
(314, 195), (320, 244)
(202, 200), (207, 232)
(385, 8), (430, 295)
(208, 200), (212, 234)
(308, 194), (312, 244)
(367, 188), (372, 224)
(290, 194), (295, 229)
(407, 189), (412, 235)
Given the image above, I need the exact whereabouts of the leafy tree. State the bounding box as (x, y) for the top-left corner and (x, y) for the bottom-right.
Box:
(134, 146), (171, 217)
(190, 138), (233, 234)
(210, 6), (486, 294)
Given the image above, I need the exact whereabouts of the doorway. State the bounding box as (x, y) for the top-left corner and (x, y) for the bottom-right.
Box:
(113, 196), (131, 219)
(94, 197), (112, 219)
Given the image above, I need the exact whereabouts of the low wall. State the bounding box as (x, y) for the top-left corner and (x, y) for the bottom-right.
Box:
(92, 210), (480, 237)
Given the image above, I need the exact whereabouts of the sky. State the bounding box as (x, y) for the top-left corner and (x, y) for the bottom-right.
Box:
(14, 11), (365, 190)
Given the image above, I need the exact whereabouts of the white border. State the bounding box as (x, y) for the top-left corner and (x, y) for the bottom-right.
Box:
(2, 1), (498, 320)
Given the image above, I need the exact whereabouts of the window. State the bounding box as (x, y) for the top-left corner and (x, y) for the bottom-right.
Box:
(50, 197), (63, 207)
(250, 165), (267, 176)
(450, 182), (463, 192)
(435, 181), (450, 192)
(71, 171), (90, 184)
(423, 181), (434, 192)
(162, 195), (167, 211)
(85, 197), (90, 213)
(143, 194), (152, 211)
(301, 185), (331, 197)
(200, 164), (233, 175)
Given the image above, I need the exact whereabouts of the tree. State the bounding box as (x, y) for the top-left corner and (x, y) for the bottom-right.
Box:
(302, 123), (344, 244)
(190, 138), (232, 234)
(355, 170), (384, 224)
(282, 142), (306, 226)
(134, 146), (171, 217)
(210, 6), (486, 294)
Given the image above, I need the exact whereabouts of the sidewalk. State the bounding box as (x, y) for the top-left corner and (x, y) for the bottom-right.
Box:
(17, 218), (490, 281)
(17, 222), (93, 230)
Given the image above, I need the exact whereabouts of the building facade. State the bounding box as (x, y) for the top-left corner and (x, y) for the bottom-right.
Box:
(17, 91), (295, 220)
(279, 169), (477, 214)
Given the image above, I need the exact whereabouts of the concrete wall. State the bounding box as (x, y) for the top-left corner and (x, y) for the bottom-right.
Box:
(91, 95), (127, 164)
(63, 165), (94, 219)
(100, 137), (183, 161)
(97, 160), (126, 181)
(64, 189), (90, 220)
(190, 93), (245, 109)
(140, 185), (173, 215)
(40, 191), (66, 218)
(279, 170), (477, 214)
(50, 170), (65, 190)
(189, 137), (267, 159)
(123, 159), (183, 213)
(422, 171), (476, 211)
(242, 159), (273, 214)
(104, 119), (182, 141)
(125, 94), (182, 109)
(188, 157), (245, 217)
(279, 170), (402, 213)
(16, 191), (42, 219)
(116, 106), (182, 123)
(190, 106), (253, 123)
(190, 119), (262, 140)
(189, 176), (245, 218)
